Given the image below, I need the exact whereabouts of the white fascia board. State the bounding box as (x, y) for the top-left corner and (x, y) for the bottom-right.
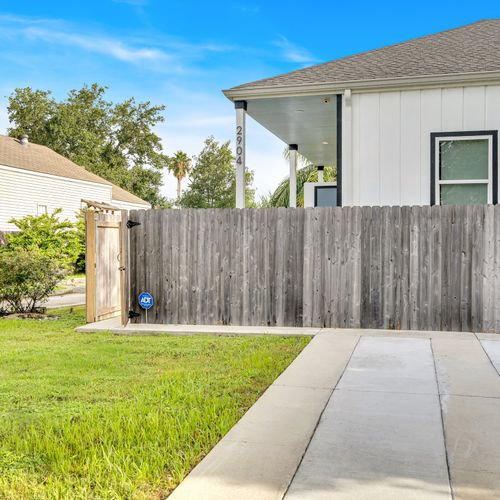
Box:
(0, 163), (113, 192)
(223, 71), (500, 100)
(111, 199), (151, 210)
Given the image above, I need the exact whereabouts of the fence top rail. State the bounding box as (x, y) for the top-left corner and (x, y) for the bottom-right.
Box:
(129, 204), (499, 215)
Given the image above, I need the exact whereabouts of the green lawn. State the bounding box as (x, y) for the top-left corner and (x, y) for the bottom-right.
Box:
(0, 308), (309, 499)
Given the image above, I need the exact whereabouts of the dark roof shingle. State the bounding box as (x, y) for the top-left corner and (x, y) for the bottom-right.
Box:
(230, 20), (500, 90)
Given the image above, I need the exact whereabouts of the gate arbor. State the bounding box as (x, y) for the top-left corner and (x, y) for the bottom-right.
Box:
(85, 207), (127, 324)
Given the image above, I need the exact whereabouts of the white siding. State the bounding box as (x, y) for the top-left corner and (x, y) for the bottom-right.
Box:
(344, 84), (500, 206)
(111, 199), (150, 211)
(0, 165), (112, 231)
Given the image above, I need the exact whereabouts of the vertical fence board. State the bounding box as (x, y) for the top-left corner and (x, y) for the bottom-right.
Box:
(483, 205), (495, 332)
(360, 207), (372, 328)
(495, 205), (500, 332)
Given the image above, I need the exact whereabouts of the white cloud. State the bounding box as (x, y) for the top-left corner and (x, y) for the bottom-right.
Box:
(274, 35), (319, 64)
(0, 14), (234, 71)
(24, 27), (168, 63)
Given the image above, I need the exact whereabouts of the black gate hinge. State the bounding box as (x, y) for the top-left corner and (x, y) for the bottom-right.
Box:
(128, 310), (141, 319)
(126, 220), (141, 229)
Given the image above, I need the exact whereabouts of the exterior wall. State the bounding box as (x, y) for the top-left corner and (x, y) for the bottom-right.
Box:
(111, 199), (151, 211)
(343, 84), (500, 206)
(0, 164), (112, 231)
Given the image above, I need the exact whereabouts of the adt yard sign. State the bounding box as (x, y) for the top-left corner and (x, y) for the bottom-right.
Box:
(138, 292), (154, 310)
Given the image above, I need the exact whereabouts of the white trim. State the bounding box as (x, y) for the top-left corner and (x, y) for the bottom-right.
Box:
(235, 106), (246, 209)
(438, 179), (488, 185)
(342, 89), (353, 205)
(224, 71), (500, 100)
(289, 149), (297, 208)
(434, 135), (493, 205)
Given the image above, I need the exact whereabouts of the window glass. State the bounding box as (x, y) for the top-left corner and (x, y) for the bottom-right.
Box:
(315, 186), (337, 207)
(440, 139), (488, 180)
(440, 184), (487, 205)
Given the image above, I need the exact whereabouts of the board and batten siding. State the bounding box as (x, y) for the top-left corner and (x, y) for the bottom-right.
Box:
(343, 84), (500, 206)
(0, 164), (112, 231)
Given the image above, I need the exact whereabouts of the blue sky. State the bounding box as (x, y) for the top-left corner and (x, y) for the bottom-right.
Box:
(0, 1), (499, 199)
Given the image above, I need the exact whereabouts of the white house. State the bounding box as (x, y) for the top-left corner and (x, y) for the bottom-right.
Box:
(0, 134), (150, 231)
(224, 19), (500, 208)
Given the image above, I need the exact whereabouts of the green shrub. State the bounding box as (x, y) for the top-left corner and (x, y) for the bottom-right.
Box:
(0, 250), (67, 313)
(4, 209), (83, 269)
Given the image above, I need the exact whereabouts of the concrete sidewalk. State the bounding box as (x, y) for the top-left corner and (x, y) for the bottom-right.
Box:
(77, 317), (498, 341)
(170, 332), (500, 500)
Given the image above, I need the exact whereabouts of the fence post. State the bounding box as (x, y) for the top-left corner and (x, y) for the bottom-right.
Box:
(120, 210), (129, 326)
(85, 211), (97, 323)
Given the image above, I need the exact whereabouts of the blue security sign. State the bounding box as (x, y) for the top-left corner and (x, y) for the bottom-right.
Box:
(138, 292), (154, 310)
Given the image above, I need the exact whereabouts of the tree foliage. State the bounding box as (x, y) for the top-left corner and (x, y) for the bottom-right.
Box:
(268, 164), (336, 207)
(168, 150), (192, 201)
(0, 250), (67, 313)
(179, 137), (255, 208)
(7, 84), (169, 206)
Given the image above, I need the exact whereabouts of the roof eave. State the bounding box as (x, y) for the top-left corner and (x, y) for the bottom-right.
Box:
(223, 70), (500, 100)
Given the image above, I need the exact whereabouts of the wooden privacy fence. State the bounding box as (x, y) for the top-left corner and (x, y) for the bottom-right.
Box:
(126, 205), (500, 333)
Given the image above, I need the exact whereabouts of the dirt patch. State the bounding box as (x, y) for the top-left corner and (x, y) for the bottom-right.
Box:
(2, 312), (59, 320)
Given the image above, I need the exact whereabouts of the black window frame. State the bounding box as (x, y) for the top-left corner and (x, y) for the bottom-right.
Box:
(314, 185), (338, 207)
(430, 130), (498, 205)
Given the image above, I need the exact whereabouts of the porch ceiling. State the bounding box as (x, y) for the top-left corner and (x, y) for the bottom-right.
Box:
(246, 94), (337, 167)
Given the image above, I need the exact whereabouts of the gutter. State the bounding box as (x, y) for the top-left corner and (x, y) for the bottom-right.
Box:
(223, 70), (500, 100)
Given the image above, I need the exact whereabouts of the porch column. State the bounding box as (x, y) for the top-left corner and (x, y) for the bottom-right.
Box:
(235, 100), (247, 208)
(289, 144), (298, 208)
(317, 165), (324, 183)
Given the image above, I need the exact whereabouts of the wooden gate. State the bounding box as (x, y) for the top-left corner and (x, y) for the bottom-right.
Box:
(85, 210), (127, 323)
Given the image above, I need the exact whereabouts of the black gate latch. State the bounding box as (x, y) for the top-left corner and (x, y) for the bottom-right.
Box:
(126, 220), (141, 229)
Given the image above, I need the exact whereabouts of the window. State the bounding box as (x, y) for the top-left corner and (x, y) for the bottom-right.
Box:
(37, 204), (48, 215)
(314, 186), (337, 207)
(431, 131), (498, 205)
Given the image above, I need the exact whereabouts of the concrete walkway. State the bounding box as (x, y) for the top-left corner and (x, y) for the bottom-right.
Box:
(77, 318), (499, 340)
(169, 331), (500, 500)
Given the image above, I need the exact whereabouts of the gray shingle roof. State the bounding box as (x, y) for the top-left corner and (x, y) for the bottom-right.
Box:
(230, 20), (500, 90)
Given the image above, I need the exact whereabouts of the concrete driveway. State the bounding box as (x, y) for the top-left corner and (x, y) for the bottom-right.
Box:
(170, 330), (500, 500)
(44, 293), (85, 309)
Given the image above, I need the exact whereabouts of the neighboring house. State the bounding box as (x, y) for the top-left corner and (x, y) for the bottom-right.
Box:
(0, 135), (150, 231)
(224, 19), (500, 208)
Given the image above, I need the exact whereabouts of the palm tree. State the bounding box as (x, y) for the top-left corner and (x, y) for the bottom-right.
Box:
(268, 148), (336, 207)
(168, 151), (191, 201)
